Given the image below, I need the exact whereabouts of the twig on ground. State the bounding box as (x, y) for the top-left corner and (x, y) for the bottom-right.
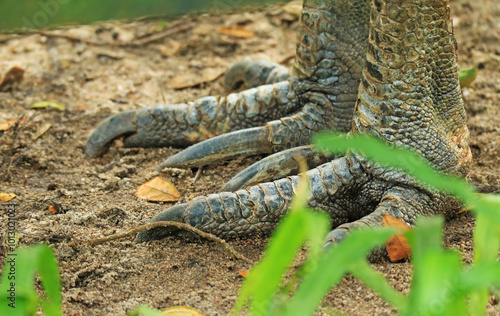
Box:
(191, 166), (203, 185)
(36, 22), (193, 48)
(70, 221), (252, 263)
(1, 114), (35, 181)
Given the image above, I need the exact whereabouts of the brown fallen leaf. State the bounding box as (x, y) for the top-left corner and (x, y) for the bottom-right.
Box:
(49, 205), (59, 213)
(238, 269), (250, 278)
(162, 306), (205, 316)
(168, 68), (225, 90)
(216, 25), (255, 39)
(0, 193), (17, 202)
(33, 122), (53, 140)
(136, 176), (181, 202)
(157, 40), (182, 57)
(0, 65), (25, 91)
(0, 118), (27, 131)
(383, 214), (412, 262)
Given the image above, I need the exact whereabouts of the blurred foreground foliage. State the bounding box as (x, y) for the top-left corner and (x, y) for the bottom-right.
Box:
(0, 0), (293, 31)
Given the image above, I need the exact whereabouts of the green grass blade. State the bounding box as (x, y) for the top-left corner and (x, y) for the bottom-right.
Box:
(314, 133), (475, 202)
(405, 217), (466, 316)
(0, 254), (38, 315)
(459, 264), (500, 291)
(349, 259), (408, 310)
(0, 245), (62, 316)
(281, 228), (395, 316)
(36, 246), (63, 315)
(469, 196), (500, 314)
(232, 208), (330, 315)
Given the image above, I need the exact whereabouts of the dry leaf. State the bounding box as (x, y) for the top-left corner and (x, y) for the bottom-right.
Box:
(162, 305), (205, 316)
(383, 214), (412, 262)
(33, 122), (53, 140)
(168, 68), (225, 90)
(30, 101), (65, 111)
(49, 205), (58, 213)
(238, 269), (250, 278)
(0, 118), (27, 131)
(0, 65), (25, 90)
(0, 193), (17, 202)
(136, 176), (181, 202)
(95, 48), (126, 60)
(216, 25), (255, 39)
(157, 40), (181, 57)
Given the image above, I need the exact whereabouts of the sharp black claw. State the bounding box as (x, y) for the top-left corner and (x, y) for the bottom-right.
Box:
(135, 204), (186, 243)
(221, 145), (323, 192)
(156, 126), (271, 170)
(84, 110), (138, 157)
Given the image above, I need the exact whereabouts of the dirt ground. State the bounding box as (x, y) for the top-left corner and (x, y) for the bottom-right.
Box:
(0, 0), (499, 315)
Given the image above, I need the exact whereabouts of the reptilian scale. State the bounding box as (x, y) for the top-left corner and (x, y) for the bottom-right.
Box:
(84, 0), (472, 245)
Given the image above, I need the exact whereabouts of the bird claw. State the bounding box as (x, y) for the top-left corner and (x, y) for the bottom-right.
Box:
(84, 110), (138, 158)
(221, 145), (329, 192)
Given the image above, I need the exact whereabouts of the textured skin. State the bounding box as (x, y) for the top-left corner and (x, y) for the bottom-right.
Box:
(224, 60), (290, 91)
(353, 0), (471, 176)
(84, 81), (298, 157)
(221, 145), (330, 192)
(292, 0), (370, 132)
(85, 0), (472, 244)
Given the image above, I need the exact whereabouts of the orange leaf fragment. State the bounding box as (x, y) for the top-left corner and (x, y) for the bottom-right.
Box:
(238, 269), (250, 278)
(162, 305), (205, 316)
(49, 205), (58, 213)
(382, 214), (412, 262)
(0, 118), (27, 131)
(216, 25), (255, 38)
(0, 193), (17, 202)
(136, 176), (181, 202)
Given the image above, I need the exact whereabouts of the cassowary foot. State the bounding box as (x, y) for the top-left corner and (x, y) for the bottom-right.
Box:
(90, 0), (472, 251)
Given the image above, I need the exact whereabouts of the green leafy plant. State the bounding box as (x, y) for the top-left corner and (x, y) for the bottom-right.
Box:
(459, 68), (479, 88)
(232, 133), (500, 316)
(0, 244), (62, 316)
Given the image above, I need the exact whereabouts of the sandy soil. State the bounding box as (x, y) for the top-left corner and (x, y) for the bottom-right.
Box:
(0, 0), (499, 315)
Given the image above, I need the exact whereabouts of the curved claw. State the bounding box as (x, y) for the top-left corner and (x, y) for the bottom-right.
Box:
(225, 59), (289, 91)
(221, 145), (330, 192)
(156, 127), (271, 170)
(135, 204), (186, 242)
(156, 101), (331, 170)
(138, 156), (367, 243)
(84, 110), (138, 157)
(85, 81), (297, 157)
